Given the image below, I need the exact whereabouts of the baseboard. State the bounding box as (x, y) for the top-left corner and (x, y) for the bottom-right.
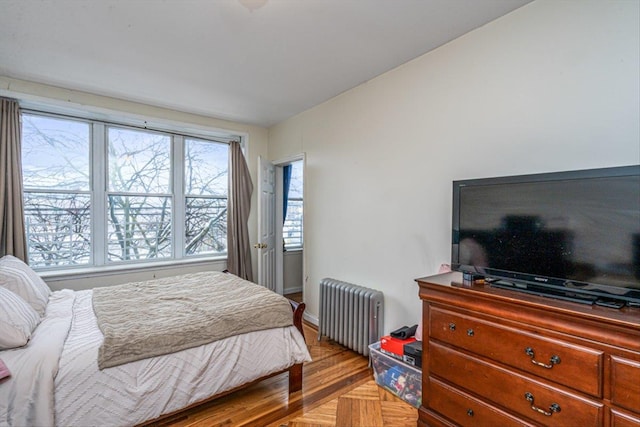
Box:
(284, 286), (303, 295)
(304, 312), (318, 326)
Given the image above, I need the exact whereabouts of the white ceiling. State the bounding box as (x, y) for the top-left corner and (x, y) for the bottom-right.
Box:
(0, 0), (532, 127)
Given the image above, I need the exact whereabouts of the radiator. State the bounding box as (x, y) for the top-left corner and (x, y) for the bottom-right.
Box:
(318, 278), (384, 356)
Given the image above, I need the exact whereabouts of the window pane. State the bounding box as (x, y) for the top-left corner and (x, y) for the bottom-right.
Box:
(284, 199), (303, 248)
(24, 192), (91, 267)
(185, 197), (227, 255)
(284, 160), (303, 249)
(107, 195), (172, 261)
(108, 127), (171, 194)
(185, 139), (228, 197)
(288, 161), (303, 199)
(22, 114), (90, 191)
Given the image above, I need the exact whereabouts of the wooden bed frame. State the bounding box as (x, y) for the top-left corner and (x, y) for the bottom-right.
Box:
(138, 299), (306, 426)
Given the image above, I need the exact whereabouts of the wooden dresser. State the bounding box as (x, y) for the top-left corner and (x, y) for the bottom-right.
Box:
(416, 272), (640, 427)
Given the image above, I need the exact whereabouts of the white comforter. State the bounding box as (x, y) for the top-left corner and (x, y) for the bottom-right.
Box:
(0, 290), (74, 427)
(0, 289), (311, 427)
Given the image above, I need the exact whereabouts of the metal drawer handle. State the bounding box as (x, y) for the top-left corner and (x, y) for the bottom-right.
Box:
(524, 392), (561, 416)
(466, 409), (474, 417)
(524, 347), (561, 369)
(449, 323), (456, 331)
(467, 328), (474, 337)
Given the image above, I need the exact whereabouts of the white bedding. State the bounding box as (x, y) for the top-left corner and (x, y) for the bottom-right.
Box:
(0, 290), (74, 427)
(0, 289), (311, 427)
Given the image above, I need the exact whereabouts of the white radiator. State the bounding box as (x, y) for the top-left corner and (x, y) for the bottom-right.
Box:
(318, 278), (384, 356)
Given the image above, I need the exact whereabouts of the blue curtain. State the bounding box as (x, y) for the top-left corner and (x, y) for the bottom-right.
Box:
(282, 164), (292, 225)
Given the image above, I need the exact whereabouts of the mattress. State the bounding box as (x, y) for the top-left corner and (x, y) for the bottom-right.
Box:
(55, 289), (310, 426)
(0, 288), (311, 427)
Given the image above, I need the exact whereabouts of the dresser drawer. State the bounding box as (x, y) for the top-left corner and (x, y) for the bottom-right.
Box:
(430, 341), (604, 426)
(429, 377), (534, 427)
(611, 356), (640, 413)
(430, 307), (603, 396)
(611, 409), (640, 427)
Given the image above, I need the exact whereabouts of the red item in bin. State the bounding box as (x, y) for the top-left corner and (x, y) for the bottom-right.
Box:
(380, 335), (416, 358)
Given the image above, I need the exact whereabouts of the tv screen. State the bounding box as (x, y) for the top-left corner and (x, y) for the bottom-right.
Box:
(451, 165), (640, 306)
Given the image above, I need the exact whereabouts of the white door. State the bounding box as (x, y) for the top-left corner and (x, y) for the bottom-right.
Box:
(256, 156), (276, 291)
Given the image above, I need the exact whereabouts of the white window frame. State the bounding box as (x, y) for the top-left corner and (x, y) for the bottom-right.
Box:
(283, 160), (304, 250)
(283, 198), (303, 250)
(21, 109), (241, 272)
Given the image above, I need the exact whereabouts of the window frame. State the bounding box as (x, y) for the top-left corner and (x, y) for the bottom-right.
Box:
(283, 197), (303, 250)
(283, 160), (304, 250)
(104, 124), (174, 263)
(21, 109), (241, 272)
(182, 136), (230, 257)
(22, 112), (95, 268)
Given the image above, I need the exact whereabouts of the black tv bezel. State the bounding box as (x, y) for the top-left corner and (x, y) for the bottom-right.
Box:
(451, 165), (640, 306)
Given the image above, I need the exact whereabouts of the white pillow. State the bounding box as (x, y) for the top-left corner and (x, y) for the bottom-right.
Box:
(0, 287), (41, 349)
(0, 255), (51, 316)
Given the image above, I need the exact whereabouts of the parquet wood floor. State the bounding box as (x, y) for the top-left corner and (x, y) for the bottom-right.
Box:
(156, 322), (418, 427)
(286, 380), (418, 427)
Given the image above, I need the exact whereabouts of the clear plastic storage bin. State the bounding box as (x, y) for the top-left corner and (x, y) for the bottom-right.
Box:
(369, 341), (422, 408)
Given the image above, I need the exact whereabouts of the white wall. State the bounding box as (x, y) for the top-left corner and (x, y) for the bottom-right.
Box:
(283, 250), (303, 294)
(0, 76), (269, 289)
(267, 0), (640, 334)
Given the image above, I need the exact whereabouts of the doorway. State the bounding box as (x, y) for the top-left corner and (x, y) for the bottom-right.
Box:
(276, 156), (304, 303)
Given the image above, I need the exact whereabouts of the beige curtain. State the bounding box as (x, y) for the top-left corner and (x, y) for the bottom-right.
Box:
(0, 98), (28, 261)
(227, 140), (254, 281)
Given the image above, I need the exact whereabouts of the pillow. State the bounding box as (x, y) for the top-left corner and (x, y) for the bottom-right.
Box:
(0, 286), (41, 350)
(0, 255), (50, 316)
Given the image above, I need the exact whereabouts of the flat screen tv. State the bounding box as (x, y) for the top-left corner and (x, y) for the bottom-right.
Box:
(451, 165), (640, 307)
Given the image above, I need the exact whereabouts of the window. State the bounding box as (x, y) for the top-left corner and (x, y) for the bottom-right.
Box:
(22, 114), (92, 267)
(184, 138), (229, 255)
(107, 127), (172, 262)
(21, 112), (233, 269)
(283, 161), (303, 249)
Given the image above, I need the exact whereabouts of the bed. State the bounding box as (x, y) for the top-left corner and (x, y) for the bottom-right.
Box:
(0, 255), (311, 427)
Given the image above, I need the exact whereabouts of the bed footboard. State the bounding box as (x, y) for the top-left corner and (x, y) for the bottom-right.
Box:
(288, 299), (306, 340)
(288, 299), (306, 393)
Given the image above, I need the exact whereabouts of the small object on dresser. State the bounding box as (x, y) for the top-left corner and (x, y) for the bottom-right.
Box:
(463, 272), (485, 285)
